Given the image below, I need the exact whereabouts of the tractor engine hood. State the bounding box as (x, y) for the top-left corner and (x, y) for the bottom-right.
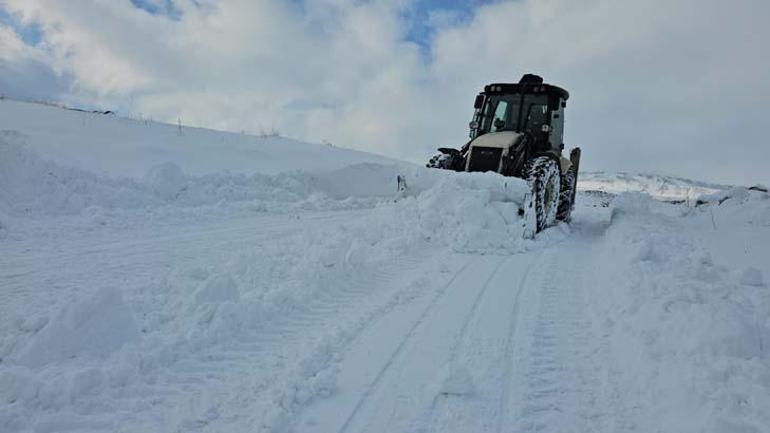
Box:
(464, 131), (524, 173)
(468, 130), (523, 150)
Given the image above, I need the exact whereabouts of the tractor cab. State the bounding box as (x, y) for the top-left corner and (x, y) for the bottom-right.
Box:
(469, 74), (569, 154)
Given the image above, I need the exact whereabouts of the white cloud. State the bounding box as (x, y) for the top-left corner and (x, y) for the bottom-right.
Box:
(0, 24), (69, 101)
(1, 0), (768, 185)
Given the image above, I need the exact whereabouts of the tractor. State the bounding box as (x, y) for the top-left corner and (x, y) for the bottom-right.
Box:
(427, 74), (581, 235)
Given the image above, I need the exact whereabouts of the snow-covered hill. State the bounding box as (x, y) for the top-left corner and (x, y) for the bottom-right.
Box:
(1, 99), (769, 433)
(579, 171), (732, 201)
(0, 99), (399, 178)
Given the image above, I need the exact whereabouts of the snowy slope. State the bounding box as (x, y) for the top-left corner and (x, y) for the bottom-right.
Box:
(0, 99), (398, 178)
(579, 171), (732, 201)
(1, 100), (769, 433)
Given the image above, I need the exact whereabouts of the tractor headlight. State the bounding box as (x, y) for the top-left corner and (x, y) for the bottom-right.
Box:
(541, 124), (551, 132)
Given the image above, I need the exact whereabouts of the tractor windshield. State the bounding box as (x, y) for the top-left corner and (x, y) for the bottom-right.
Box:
(478, 94), (549, 136)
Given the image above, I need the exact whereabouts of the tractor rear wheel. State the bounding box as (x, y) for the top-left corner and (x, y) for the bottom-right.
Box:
(556, 165), (577, 222)
(525, 156), (561, 233)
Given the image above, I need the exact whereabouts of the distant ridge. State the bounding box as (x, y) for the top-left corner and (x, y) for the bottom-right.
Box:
(579, 171), (733, 201)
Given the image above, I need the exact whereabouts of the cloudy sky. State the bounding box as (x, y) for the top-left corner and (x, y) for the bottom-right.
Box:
(1, 0), (768, 185)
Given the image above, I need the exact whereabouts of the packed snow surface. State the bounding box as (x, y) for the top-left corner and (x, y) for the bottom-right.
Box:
(1, 99), (769, 433)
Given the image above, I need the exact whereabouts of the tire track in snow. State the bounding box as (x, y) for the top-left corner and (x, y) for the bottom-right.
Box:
(415, 253), (526, 432)
(415, 250), (543, 433)
(290, 255), (515, 433)
(335, 256), (486, 433)
(495, 250), (544, 433)
(507, 240), (597, 433)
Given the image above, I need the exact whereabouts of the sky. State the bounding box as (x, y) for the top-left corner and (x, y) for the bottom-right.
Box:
(1, 0), (768, 186)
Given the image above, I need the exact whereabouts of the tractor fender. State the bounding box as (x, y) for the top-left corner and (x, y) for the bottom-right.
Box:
(531, 150), (570, 175)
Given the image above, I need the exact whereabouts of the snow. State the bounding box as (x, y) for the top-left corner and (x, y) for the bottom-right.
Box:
(438, 363), (476, 396)
(580, 171), (731, 201)
(1, 99), (769, 433)
(194, 274), (241, 305)
(741, 267), (765, 287)
(0, 99), (396, 178)
(16, 287), (141, 369)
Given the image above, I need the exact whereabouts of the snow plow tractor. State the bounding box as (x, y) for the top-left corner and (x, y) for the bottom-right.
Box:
(427, 74), (581, 236)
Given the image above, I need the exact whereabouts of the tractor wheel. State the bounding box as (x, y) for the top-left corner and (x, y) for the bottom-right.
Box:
(525, 156), (561, 233)
(556, 165), (577, 222)
(426, 152), (451, 169)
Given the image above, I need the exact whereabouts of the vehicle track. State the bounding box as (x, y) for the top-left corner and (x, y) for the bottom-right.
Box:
(503, 239), (599, 433)
(294, 235), (604, 433)
(294, 255), (511, 433)
(416, 251), (543, 433)
(416, 254), (529, 432)
(335, 256), (485, 433)
(495, 251), (542, 433)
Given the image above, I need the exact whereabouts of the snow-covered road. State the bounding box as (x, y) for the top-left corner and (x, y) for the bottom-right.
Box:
(294, 211), (610, 433)
(3, 197), (614, 433)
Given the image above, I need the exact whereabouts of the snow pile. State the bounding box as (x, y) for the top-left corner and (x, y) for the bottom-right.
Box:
(143, 162), (188, 200)
(387, 172), (532, 252)
(697, 184), (770, 209)
(15, 288), (140, 369)
(590, 192), (770, 432)
(0, 137), (358, 218)
(1, 128), (534, 256)
(0, 136), (156, 216)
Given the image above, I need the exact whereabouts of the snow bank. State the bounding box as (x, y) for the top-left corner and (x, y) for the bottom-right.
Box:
(1, 130), (533, 255)
(0, 136), (317, 217)
(590, 192), (770, 432)
(15, 287), (140, 369)
(387, 172), (531, 252)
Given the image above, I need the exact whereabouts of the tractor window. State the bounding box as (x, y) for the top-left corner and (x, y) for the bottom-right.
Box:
(480, 96), (519, 134)
(478, 94), (550, 136)
(524, 103), (549, 134)
(491, 101), (508, 132)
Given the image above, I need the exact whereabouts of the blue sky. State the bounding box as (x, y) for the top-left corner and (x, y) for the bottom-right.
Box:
(403, 0), (491, 49)
(0, 8), (42, 45)
(0, 0), (491, 54)
(126, 0), (490, 50)
(129, 0), (182, 20)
